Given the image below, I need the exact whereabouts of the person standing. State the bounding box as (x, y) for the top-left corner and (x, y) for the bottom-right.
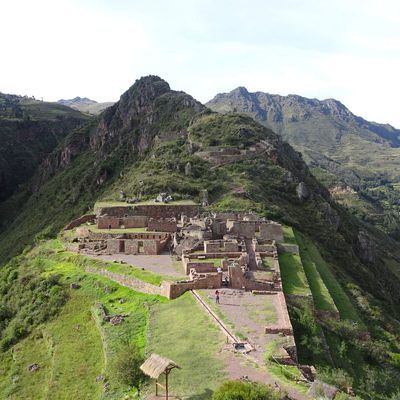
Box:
(215, 290), (220, 304)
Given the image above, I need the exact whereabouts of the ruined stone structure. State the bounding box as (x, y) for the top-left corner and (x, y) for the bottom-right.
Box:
(148, 218), (177, 233)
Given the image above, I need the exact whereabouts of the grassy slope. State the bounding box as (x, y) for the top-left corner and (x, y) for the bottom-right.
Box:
(146, 293), (227, 398)
(295, 232), (360, 321)
(278, 253), (311, 296)
(0, 242), (167, 399)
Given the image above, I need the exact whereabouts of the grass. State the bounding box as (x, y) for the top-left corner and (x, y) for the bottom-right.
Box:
(0, 241), (167, 399)
(293, 233), (360, 322)
(261, 257), (273, 269)
(244, 299), (277, 326)
(196, 290), (238, 334)
(0, 334), (53, 399)
(53, 251), (167, 286)
(192, 258), (223, 267)
(43, 289), (104, 399)
(269, 365), (309, 394)
(278, 253), (311, 296)
(295, 232), (337, 312)
(282, 225), (297, 244)
(146, 292), (227, 398)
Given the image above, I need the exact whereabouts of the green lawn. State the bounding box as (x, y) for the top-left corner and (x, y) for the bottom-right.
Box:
(295, 233), (337, 312)
(294, 233), (360, 322)
(192, 258), (223, 267)
(278, 253), (311, 296)
(282, 225), (297, 244)
(146, 292), (227, 398)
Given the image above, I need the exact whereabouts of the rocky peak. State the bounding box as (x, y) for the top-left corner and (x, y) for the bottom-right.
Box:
(320, 98), (352, 119)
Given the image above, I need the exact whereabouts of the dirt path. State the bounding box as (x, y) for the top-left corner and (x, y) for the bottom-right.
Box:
(196, 289), (310, 400)
(245, 239), (257, 270)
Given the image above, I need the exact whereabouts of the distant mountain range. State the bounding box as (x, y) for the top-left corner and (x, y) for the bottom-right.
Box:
(206, 87), (400, 234)
(58, 96), (114, 115)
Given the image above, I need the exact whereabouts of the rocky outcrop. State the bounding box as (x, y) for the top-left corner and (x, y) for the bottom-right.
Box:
(296, 182), (310, 201)
(90, 76), (204, 156)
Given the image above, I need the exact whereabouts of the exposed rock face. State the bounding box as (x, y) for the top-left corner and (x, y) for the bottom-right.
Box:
(90, 76), (204, 156)
(296, 182), (310, 201)
(357, 230), (376, 264)
(31, 76), (205, 191)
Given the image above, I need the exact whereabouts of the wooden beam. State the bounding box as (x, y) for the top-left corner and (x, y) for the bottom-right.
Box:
(165, 370), (169, 400)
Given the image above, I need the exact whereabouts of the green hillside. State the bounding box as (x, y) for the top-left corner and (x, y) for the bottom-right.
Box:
(1, 77), (400, 399)
(0, 93), (89, 202)
(206, 88), (400, 238)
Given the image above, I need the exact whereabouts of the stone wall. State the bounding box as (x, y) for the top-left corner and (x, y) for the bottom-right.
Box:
(106, 238), (168, 255)
(226, 220), (256, 238)
(124, 216), (148, 228)
(125, 240), (139, 254)
(228, 264), (271, 291)
(182, 257), (218, 274)
(204, 241), (221, 253)
(277, 243), (300, 255)
(64, 214), (96, 230)
(107, 239), (121, 253)
(259, 223), (284, 242)
(148, 218), (177, 232)
(98, 216), (120, 229)
(97, 204), (199, 219)
(166, 273), (222, 299)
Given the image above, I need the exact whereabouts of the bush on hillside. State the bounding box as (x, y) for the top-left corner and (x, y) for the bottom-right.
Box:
(212, 380), (280, 400)
(114, 344), (146, 388)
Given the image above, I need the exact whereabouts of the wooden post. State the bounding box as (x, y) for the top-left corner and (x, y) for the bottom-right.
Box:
(155, 379), (158, 397)
(165, 371), (169, 400)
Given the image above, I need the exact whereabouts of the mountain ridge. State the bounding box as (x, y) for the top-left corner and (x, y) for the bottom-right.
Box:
(58, 96), (114, 115)
(206, 87), (400, 235)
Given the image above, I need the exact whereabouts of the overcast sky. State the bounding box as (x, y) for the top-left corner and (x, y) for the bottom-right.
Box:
(1, 0), (400, 126)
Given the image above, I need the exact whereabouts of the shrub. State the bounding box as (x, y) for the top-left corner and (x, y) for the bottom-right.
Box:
(212, 380), (279, 400)
(318, 367), (353, 391)
(114, 344), (146, 388)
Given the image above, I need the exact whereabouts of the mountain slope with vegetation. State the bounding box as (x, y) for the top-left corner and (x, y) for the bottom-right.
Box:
(0, 93), (89, 201)
(0, 77), (399, 399)
(206, 88), (400, 237)
(58, 97), (114, 115)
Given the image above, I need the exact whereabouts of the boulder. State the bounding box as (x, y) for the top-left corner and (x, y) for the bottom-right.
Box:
(296, 182), (309, 201)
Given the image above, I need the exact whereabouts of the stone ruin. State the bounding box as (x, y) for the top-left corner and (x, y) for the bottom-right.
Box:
(64, 204), (296, 365)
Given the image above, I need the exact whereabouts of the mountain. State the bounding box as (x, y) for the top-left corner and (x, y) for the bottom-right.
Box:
(58, 96), (114, 115)
(206, 88), (400, 236)
(1, 76), (400, 399)
(0, 93), (90, 202)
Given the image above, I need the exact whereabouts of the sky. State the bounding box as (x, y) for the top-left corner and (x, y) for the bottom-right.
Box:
(1, 0), (400, 125)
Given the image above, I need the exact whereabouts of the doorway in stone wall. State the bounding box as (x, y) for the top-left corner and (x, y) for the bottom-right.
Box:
(119, 240), (125, 253)
(138, 241), (144, 253)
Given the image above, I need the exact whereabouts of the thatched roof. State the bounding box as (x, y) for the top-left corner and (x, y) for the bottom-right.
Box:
(140, 353), (180, 379)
